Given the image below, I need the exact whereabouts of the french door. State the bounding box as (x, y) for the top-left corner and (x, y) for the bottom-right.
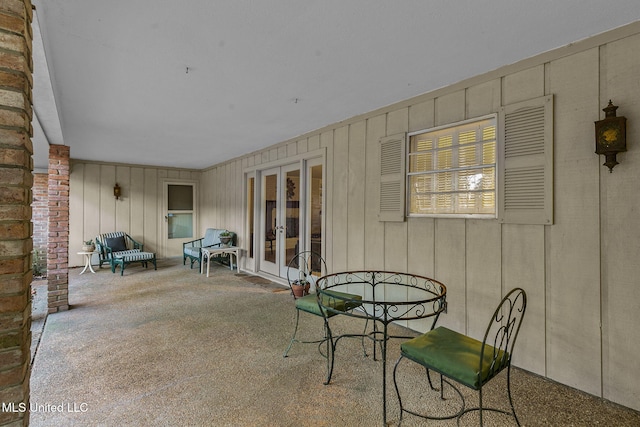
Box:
(256, 159), (323, 280)
(259, 165), (300, 277)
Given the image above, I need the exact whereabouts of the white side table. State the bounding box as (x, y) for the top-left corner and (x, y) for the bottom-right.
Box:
(201, 246), (240, 277)
(77, 251), (96, 274)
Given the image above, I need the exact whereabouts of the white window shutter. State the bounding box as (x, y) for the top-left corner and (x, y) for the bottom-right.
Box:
(378, 133), (406, 222)
(498, 95), (553, 224)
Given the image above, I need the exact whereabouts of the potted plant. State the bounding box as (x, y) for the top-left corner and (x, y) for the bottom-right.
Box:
(219, 230), (233, 246)
(82, 239), (95, 252)
(291, 278), (311, 298)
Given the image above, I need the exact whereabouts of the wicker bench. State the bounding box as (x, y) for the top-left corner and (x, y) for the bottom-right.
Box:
(112, 251), (157, 276)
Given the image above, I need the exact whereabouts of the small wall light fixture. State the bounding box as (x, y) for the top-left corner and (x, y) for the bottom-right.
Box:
(113, 183), (121, 200)
(595, 100), (627, 172)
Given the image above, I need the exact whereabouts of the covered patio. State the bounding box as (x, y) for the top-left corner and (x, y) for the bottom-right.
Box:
(28, 260), (640, 426)
(2, 2), (640, 425)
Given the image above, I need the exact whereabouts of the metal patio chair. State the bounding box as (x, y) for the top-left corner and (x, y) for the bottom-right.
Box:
(393, 288), (527, 425)
(283, 251), (366, 364)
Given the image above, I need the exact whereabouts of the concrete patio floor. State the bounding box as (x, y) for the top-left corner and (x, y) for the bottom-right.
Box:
(28, 258), (640, 426)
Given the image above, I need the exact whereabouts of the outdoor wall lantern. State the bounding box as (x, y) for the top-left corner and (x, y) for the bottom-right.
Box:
(595, 100), (627, 172)
(113, 183), (121, 200)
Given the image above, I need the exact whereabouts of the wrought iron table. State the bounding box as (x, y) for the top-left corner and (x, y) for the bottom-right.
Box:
(316, 271), (447, 425)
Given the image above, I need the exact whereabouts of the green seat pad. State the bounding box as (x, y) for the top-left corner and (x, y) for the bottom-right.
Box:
(400, 326), (508, 389)
(296, 290), (362, 317)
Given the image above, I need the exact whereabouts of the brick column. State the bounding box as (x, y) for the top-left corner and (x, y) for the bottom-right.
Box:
(31, 173), (47, 276)
(0, 1), (33, 425)
(47, 145), (69, 313)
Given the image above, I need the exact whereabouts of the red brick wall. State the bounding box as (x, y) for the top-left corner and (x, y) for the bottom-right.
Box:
(47, 145), (70, 313)
(0, 0), (33, 425)
(32, 173), (48, 276)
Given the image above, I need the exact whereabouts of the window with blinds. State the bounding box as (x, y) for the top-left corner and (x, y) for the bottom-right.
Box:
(407, 115), (497, 216)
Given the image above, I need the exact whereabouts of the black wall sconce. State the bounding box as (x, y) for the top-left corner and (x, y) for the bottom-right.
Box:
(595, 100), (627, 172)
(113, 183), (121, 200)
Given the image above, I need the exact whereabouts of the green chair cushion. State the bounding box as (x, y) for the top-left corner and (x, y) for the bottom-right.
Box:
(400, 326), (508, 390)
(296, 290), (362, 317)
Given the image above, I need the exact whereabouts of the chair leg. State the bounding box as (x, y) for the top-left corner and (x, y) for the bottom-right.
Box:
(507, 365), (521, 426)
(479, 384), (484, 425)
(393, 355), (465, 423)
(284, 309), (332, 360)
(457, 367), (520, 426)
(283, 310), (301, 357)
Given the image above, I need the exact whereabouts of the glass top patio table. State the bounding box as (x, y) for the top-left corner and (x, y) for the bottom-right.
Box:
(316, 271), (447, 426)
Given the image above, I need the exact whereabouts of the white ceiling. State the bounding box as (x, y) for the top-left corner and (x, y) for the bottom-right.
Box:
(31, 1), (640, 170)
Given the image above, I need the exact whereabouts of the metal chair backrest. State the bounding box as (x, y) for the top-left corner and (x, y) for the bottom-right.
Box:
(286, 251), (327, 299)
(479, 287), (527, 386)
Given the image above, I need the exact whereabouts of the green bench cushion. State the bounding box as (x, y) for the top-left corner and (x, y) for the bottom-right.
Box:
(296, 290), (362, 317)
(400, 326), (508, 389)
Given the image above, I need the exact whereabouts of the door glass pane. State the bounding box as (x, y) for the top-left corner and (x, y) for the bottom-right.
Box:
(310, 165), (322, 274)
(168, 213), (193, 239)
(264, 173), (277, 264)
(168, 185), (193, 210)
(167, 184), (194, 240)
(285, 169), (300, 267)
(247, 177), (255, 258)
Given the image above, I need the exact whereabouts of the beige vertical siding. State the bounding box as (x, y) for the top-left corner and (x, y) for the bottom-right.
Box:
(130, 167), (145, 241)
(320, 130), (335, 269)
(364, 114), (387, 271)
(547, 48), (602, 395)
(347, 121), (366, 271)
(69, 162), (201, 264)
(599, 31), (640, 410)
(332, 125), (349, 272)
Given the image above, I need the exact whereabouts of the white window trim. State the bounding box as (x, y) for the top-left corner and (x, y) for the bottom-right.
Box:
(406, 114), (498, 219)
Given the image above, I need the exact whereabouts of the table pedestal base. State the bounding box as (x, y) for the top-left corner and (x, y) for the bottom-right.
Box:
(77, 251), (96, 274)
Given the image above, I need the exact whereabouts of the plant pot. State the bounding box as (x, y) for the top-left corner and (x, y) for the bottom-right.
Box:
(82, 245), (95, 252)
(220, 236), (232, 245)
(291, 283), (310, 298)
